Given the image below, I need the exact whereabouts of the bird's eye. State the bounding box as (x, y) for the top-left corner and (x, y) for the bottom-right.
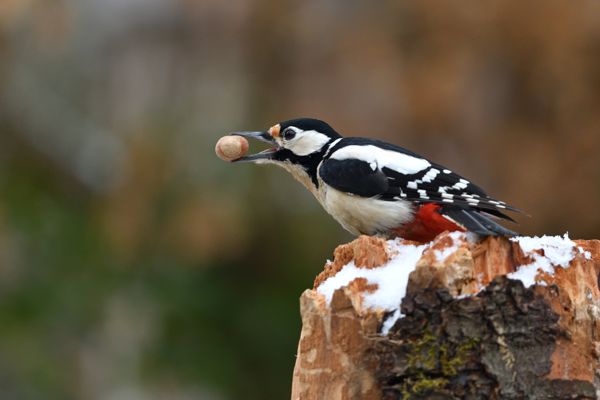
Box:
(283, 128), (296, 140)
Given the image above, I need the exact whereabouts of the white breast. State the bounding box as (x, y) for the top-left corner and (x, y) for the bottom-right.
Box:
(263, 159), (414, 236)
(317, 182), (414, 236)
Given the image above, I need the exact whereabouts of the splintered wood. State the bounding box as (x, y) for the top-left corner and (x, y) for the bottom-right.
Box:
(292, 233), (600, 399)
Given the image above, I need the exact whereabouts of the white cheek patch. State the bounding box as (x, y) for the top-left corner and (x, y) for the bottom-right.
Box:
(331, 145), (431, 175)
(288, 130), (331, 156)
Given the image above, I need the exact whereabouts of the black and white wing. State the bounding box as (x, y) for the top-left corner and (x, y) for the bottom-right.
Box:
(319, 138), (520, 235)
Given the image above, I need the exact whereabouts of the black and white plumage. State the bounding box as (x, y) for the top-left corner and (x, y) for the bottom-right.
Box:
(231, 118), (520, 242)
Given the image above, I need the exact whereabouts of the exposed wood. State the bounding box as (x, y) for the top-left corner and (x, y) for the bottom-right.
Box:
(292, 233), (600, 399)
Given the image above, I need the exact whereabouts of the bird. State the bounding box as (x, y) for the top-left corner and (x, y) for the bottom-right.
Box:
(231, 118), (521, 242)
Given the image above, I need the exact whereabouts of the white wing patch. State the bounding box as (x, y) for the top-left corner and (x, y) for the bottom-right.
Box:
(330, 145), (431, 175)
(323, 138), (342, 158)
(421, 168), (440, 183)
(452, 179), (470, 190)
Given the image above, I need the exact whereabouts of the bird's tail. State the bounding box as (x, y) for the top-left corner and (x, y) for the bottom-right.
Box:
(440, 207), (518, 237)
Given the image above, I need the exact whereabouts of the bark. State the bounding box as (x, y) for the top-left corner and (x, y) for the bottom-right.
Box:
(291, 233), (600, 400)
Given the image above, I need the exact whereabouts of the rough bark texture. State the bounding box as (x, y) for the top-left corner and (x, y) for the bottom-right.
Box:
(291, 233), (600, 400)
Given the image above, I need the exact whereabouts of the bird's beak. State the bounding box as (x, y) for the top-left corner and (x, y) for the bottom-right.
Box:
(230, 126), (280, 163)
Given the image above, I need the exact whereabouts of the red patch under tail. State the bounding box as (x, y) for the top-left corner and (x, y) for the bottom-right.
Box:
(393, 203), (465, 243)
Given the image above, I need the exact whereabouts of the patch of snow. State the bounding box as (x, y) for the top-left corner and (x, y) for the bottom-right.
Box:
(318, 231), (593, 335)
(508, 233), (585, 288)
(578, 247), (592, 260)
(454, 292), (473, 299)
(512, 234), (577, 267)
(465, 232), (480, 244)
(433, 231), (464, 262)
(434, 247), (455, 262)
(508, 262), (549, 288)
(317, 240), (428, 311)
(317, 233), (470, 335)
(380, 309), (400, 336)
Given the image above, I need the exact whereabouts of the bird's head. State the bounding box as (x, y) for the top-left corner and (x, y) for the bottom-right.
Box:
(231, 118), (341, 164)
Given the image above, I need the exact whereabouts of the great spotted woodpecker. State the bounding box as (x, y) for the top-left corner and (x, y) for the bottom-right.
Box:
(232, 118), (520, 242)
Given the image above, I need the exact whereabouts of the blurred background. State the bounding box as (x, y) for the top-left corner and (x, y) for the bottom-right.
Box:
(0, 1), (599, 399)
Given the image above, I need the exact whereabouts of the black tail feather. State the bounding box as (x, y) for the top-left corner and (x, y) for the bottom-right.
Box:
(441, 207), (518, 237)
(477, 207), (517, 223)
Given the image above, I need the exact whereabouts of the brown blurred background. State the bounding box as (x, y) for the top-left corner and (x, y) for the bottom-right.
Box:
(0, 1), (599, 399)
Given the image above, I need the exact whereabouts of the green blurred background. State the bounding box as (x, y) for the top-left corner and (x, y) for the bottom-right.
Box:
(0, 1), (599, 399)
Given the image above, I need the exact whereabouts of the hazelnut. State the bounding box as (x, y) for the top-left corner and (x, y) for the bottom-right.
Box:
(215, 135), (249, 161)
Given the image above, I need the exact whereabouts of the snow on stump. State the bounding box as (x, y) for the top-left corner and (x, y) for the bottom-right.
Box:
(291, 232), (600, 399)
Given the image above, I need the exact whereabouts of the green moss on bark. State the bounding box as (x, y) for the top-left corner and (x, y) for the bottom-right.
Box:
(399, 329), (479, 398)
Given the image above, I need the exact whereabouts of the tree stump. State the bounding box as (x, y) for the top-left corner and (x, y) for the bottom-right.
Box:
(291, 232), (600, 399)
